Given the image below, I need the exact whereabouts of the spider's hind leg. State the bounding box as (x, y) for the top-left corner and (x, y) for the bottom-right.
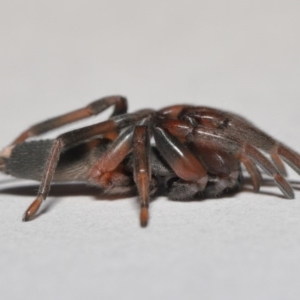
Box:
(22, 110), (151, 221)
(11, 95), (127, 145)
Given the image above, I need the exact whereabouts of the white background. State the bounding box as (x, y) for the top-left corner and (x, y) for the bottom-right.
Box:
(0, 1), (300, 299)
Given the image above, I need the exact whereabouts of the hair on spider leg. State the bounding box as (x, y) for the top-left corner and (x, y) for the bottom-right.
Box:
(1, 95), (300, 226)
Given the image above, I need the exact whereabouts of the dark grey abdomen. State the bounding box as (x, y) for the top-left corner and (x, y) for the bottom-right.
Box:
(4, 139), (110, 182)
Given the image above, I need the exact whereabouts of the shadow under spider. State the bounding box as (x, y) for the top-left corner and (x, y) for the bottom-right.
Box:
(0, 183), (136, 200)
(0, 177), (299, 220)
(1, 177), (300, 199)
(0, 182), (137, 220)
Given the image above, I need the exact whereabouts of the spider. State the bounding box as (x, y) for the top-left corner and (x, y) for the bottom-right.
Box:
(0, 95), (299, 226)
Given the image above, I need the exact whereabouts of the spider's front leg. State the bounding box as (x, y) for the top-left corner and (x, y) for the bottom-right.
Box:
(154, 119), (242, 199)
(178, 106), (296, 176)
(190, 126), (294, 199)
(153, 125), (208, 188)
(158, 118), (294, 198)
(152, 121), (209, 202)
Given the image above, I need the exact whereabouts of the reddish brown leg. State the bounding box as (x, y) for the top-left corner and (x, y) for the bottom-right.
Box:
(156, 119), (262, 193)
(244, 144), (294, 198)
(190, 126), (294, 199)
(89, 126), (135, 180)
(22, 110), (150, 221)
(271, 152), (287, 176)
(153, 126), (208, 189)
(89, 111), (154, 180)
(239, 155), (261, 192)
(11, 95), (127, 145)
(276, 144), (300, 175)
(133, 126), (151, 227)
(178, 106), (296, 176)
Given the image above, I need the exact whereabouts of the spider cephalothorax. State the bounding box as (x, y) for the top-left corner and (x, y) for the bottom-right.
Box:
(1, 96), (299, 226)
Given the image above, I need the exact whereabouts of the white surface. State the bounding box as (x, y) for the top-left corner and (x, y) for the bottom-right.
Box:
(0, 1), (300, 299)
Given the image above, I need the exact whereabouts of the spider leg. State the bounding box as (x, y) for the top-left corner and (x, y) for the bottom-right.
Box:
(153, 125), (208, 189)
(89, 126), (135, 180)
(157, 119), (262, 193)
(239, 155), (261, 192)
(22, 110), (151, 221)
(91, 124), (154, 226)
(133, 126), (151, 227)
(190, 126), (294, 199)
(276, 145), (300, 175)
(11, 95), (127, 145)
(89, 112), (153, 179)
(217, 124), (300, 177)
(179, 106), (292, 176)
(270, 152), (287, 176)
